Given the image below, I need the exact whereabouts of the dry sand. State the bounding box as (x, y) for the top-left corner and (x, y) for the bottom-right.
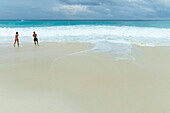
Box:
(0, 42), (170, 113)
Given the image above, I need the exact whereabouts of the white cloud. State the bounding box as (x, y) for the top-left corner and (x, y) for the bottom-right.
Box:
(128, 0), (139, 2)
(157, 0), (170, 7)
(1, 0), (170, 19)
(51, 4), (91, 15)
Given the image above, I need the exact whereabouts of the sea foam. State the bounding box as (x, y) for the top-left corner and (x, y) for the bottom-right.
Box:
(0, 25), (170, 46)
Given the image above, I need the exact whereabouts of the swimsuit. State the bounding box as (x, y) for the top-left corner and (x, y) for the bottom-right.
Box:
(34, 38), (38, 41)
(15, 35), (19, 41)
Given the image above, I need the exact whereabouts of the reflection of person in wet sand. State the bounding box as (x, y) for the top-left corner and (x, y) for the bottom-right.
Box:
(14, 32), (19, 47)
(33, 31), (39, 46)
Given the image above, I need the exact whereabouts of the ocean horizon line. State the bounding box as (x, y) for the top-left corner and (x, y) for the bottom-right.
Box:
(1, 19), (170, 21)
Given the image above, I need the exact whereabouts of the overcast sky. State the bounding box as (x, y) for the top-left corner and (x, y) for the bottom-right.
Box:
(0, 0), (170, 20)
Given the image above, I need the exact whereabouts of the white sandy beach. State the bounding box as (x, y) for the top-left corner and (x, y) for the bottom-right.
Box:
(0, 42), (170, 113)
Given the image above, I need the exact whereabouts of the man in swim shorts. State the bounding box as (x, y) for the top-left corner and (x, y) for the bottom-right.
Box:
(33, 31), (39, 46)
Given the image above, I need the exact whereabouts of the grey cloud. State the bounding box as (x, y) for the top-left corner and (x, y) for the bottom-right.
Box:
(0, 0), (170, 19)
(58, 0), (102, 5)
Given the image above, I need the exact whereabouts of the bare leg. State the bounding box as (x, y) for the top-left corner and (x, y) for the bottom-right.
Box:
(37, 40), (39, 46)
(14, 40), (16, 47)
(17, 40), (19, 47)
(34, 41), (36, 46)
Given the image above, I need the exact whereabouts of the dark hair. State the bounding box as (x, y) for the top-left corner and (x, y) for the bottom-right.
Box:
(16, 32), (18, 34)
(33, 31), (35, 33)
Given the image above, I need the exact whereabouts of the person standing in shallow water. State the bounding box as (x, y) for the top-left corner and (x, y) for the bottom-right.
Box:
(33, 31), (39, 46)
(14, 32), (19, 47)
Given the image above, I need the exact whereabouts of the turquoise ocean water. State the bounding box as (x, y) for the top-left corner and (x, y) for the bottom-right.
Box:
(1, 20), (170, 45)
(1, 20), (170, 55)
(0, 20), (170, 28)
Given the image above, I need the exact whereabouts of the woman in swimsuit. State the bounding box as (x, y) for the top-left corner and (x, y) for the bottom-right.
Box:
(14, 32), (19, 47)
